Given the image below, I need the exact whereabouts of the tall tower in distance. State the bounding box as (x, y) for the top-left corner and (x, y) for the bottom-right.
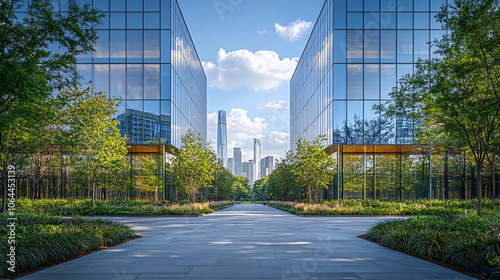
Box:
(217, 110), (227, 167)
(234, 148), (242, 176)
(254, 138), (261, 180)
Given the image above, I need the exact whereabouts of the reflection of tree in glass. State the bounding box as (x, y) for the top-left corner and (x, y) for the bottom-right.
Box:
(334, 114), (396, 145)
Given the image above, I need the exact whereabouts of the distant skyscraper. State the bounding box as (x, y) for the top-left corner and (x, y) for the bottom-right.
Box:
(234, 148), (242, 176)
(249, 160), (255, 186)
(242, 162), (250, 181)
(254, 138), (261, 180)
(217, 110), (227, 166)
(261, 156), (274, 178)
(227, 158), (234, 175)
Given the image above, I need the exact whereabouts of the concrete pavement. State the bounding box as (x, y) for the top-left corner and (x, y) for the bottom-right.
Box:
(20, 203), (474, 280)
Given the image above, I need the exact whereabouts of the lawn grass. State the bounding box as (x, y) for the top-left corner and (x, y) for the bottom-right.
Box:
(17, 199), (233, 216)
(268, 199), (498, 216)
(0, 213), (136, 278)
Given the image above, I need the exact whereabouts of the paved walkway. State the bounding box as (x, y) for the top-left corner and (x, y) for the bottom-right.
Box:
(21, 204), (473, 280)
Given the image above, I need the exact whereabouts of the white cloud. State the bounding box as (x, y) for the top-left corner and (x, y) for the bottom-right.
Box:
(257, 30), (268, 35)
(275, 19), (313, 42)
(258, 100), (289, 113)
(202, 48), (298, 91)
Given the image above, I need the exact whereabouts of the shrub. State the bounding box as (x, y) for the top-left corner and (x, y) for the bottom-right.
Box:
(0, 213), (135, 278)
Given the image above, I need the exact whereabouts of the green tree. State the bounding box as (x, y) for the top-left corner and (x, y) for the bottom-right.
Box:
(0, 0), (102, 210)
(172, 130), (218, 203)
(293, 135), (335, 204)
(211, 165), (235, 201)
(379, 0), (500, 216)
(252, 177), (269, 201)
(62, 86), (128, 207)
(231, 176), (251, 201)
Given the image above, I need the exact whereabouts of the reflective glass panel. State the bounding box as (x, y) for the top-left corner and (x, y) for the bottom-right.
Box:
(161, 100), (171, 116)
(161, 64), (171, 99)
(144, 12), (160, 29)
(414, 0), (430, 11)
(381, 30), (396, 63)
(144, 0), (159, 11)
(397, 12), (413, 29)
(161, 0), (171, 29)
(127, 13), (143, 29)
(347, 64), (363, 99)
(431, 12), (441, 29)
(334, 64), (346, 99)
(127, 30), (143, 63)
(144, 101), (160, 142)
(380, 12), (396, 29)
(364, 65), (380, 99)
(110, 0), (125, 11)
(347, 0), (363, 11)
(381, 64), (396, 99)
(126, 101), (143, 144)
(364, 30), (380, 63)
(431, 0), (446, 11)
(110, 64), (126, 99)
(347, 101), (363, 144)
(127, 64), (143, 99)
(334, 0), (346, 29)
(334, 30), (346, 63)
(381, 0), (397, 11)
(93, 64), (109, 94)
(365, 0), (380, 11)
(397, 30), (413, 63)
(144, 30), (160, 63)
(364, 12), (380, 29)
(77, 64), (92, 86)
(127, 0), (142, 11)
(144, 64), (160, 99)
(398, 0), (413, 11)
(334, 101), (347, 144)
(414, 13), (430, 29)
(94, 30), (109, 63)
(347, 30), (363, 63)
(347, 13), (363, 29)
(414, 30), (430, 61)
(94, 0), (109, 12)
(364, 100), (379, 144)
(97, 12), (109, 29)
(110, 13), (125, 29)
(110, 30), (126, 63)
(161, 30), (171, 63)
(397, 64), (413, 81)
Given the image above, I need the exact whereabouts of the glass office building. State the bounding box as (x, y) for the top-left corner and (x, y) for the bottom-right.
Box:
(70, 0), (206, 199)
(217, 110), (228, 167)
(290, 0), (454, 200)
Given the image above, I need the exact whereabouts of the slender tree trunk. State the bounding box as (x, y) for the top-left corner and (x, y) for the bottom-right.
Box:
(471, 163), (475, 199)
(2, 165), (7, 213)
(307, 184), (311, 204)
(492, 170), (496, 209)
(477, 163), (482, 217)
(92, 174), (96, 207)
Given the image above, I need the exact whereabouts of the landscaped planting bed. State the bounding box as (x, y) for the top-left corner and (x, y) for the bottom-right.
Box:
(0, 213), (135, 278)
(17, 199), (233, 216)
(269, 199), (497, 216)
(365, 214), (500, 273)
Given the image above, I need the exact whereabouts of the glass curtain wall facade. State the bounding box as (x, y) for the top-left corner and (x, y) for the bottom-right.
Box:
(71, 0), (206, 200)
(217, 110), (228, 166)
(290, 0), (449, 200)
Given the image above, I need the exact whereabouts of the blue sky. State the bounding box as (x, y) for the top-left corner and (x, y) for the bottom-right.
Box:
(178, 0), (324, 162)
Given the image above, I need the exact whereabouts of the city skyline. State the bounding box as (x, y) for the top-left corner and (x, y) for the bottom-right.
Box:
(178, 0), (325, 162)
